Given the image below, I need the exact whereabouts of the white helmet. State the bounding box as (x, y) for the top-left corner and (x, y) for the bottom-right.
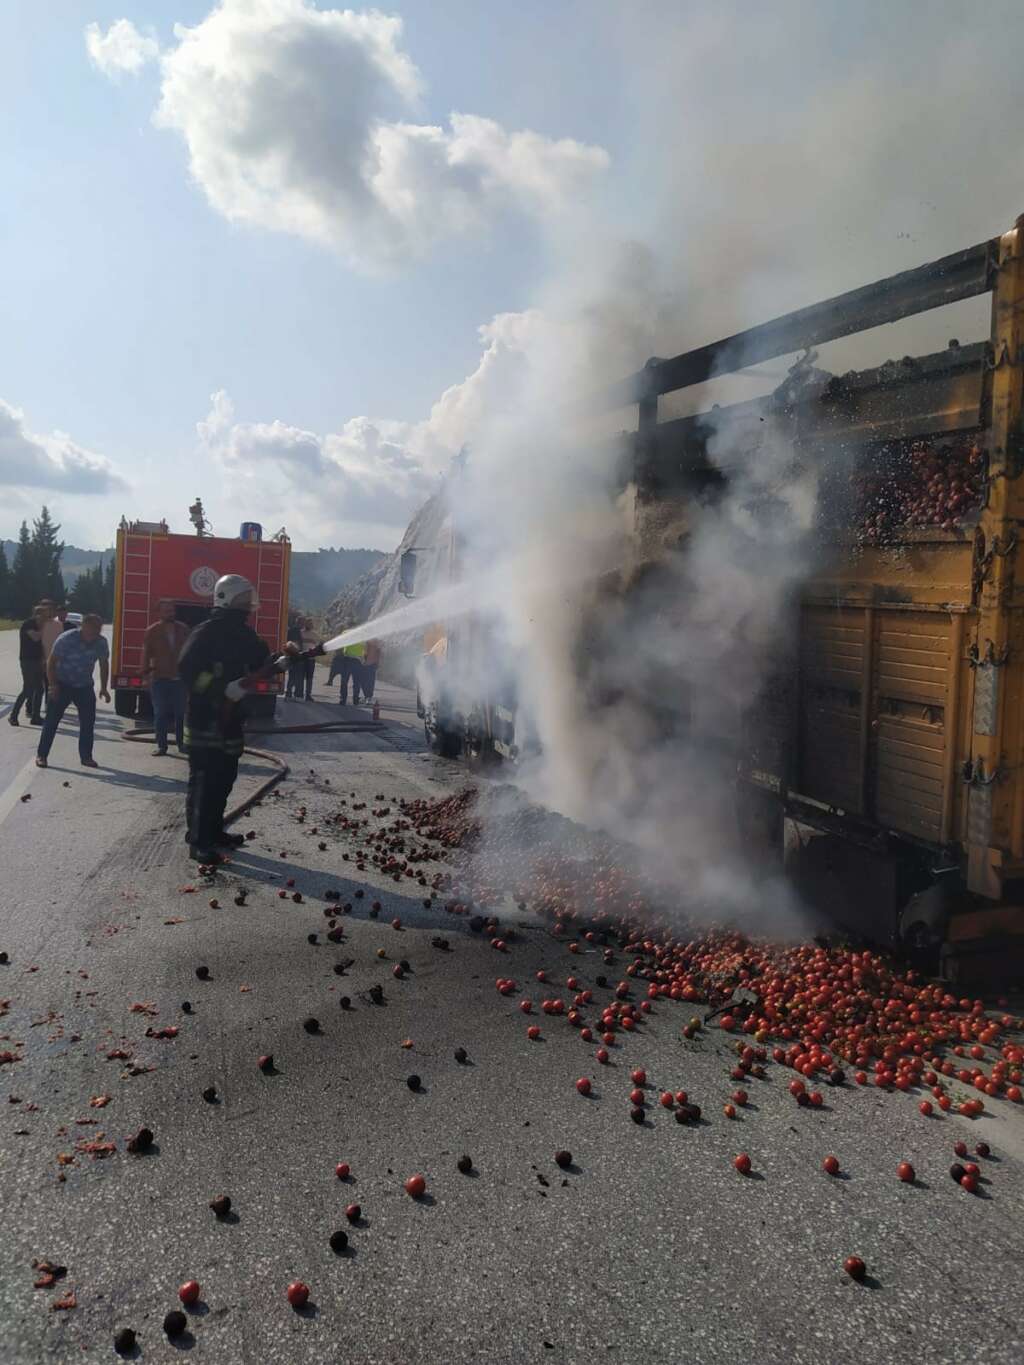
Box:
(213, 573), (258, 611)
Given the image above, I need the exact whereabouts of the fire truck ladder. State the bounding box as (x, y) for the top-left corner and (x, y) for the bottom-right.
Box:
(121, 533), (154, 679)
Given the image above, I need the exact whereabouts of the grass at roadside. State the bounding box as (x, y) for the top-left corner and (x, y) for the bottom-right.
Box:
(0, 619), (20, 631)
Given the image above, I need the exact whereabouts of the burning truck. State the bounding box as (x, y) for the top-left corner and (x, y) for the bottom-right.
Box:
(419, 212), (1024, 984)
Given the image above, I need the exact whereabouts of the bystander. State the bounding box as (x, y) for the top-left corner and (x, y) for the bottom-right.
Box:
(9, 604), (47, 727)
(35, 614), (110, 769)
(143, 599), (190, 756)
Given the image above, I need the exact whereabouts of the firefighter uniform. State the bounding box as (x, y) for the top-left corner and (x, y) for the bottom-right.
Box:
(178, 606), (270, 859)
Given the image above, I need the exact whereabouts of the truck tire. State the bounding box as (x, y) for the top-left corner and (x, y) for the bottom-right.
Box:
(435, 725), (462, 758)
(426, 716), (461, 758)
(245, 694), (278, 721)
(114, 689), (138, 719)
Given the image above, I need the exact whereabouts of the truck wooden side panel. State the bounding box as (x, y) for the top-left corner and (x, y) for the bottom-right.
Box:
(873, 611), (952, 842)
(625, 221), (1024, 918)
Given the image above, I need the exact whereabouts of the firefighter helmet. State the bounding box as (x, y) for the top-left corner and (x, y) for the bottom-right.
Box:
(213, 573), (258, 611)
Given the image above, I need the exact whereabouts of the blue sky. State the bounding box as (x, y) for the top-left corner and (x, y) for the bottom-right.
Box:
(2, 2), (1022, 551)
(1, 1), (633, 549)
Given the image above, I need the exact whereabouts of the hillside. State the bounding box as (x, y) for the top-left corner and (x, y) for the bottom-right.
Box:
(325, 489), (453, 684)
(2, 539), (383, 608)
(1, 540), (112, 589)
(289, 546), (385, 611)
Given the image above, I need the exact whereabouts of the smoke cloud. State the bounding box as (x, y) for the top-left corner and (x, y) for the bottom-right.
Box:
(407, 0), (1024, 932)
(197, 311), (546, 544)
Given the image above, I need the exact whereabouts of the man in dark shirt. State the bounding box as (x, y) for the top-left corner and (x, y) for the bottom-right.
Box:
(284, 616), (303, 699)
(9, 605), (46, 727)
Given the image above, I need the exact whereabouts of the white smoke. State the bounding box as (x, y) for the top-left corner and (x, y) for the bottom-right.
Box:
(441, 264), (816, 930)
(196, 311), (547, 543)
(416, 0), (1024, 930)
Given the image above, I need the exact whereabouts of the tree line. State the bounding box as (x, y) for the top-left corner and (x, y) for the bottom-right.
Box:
(0, 507), (114, 621)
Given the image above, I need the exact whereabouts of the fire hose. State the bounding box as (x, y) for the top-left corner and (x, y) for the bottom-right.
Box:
(122, 716), (385, 826)
(120, 643), (384, 825)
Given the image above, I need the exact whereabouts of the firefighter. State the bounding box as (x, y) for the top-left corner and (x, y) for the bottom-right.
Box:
(178, 574), (283, 863)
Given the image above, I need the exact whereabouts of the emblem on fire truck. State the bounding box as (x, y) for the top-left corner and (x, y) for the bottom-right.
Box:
(189, 566), (219, 597)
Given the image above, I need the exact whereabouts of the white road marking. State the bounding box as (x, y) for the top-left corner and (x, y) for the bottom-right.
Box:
(0, 754), (40, 829)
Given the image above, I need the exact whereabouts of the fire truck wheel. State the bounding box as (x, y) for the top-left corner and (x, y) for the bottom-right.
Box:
(245, 694), (278, 721)
(114, 689), (139, 719)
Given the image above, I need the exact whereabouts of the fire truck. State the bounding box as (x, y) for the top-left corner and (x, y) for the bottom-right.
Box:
(110, 507), (291, 720)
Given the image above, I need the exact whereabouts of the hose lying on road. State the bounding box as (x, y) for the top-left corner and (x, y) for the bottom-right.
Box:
(122, 718), (384, 826)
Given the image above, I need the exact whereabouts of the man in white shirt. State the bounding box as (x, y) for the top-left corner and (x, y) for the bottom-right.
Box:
(38, 601), (62, 660)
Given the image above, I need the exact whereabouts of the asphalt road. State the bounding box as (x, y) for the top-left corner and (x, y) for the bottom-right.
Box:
(1, 629), (1023, 1365)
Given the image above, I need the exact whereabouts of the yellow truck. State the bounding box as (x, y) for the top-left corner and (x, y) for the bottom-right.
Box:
(622, 212), (1024, 980)
(416, 213), (1024, 979)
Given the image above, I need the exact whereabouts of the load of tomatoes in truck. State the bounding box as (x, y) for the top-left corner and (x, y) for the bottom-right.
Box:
(849, 437), (985, 546)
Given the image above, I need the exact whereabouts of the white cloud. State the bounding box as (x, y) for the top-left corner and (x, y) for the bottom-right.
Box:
(198, 309), (546, 535)
(200, 392), (437, 526)
(151, 0), (607, 266)
(85, 18), (159, 78)
(0, 400), (128, 495)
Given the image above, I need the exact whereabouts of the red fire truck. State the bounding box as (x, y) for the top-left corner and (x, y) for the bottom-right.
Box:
(110, 512), (291, 720)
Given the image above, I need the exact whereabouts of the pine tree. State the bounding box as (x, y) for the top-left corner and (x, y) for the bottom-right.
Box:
(31, 506), (65, 604)
(0, 541), (9, 618)
(10, 521), (36, 618)
(102, 555), (115, 619)
(68, 562), (104, 615)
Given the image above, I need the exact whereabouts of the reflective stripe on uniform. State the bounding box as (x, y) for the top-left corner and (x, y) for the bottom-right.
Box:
(183, 726), (244, 756)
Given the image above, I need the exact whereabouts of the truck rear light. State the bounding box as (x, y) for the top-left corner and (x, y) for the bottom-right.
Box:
(129, 677), (143, 687)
